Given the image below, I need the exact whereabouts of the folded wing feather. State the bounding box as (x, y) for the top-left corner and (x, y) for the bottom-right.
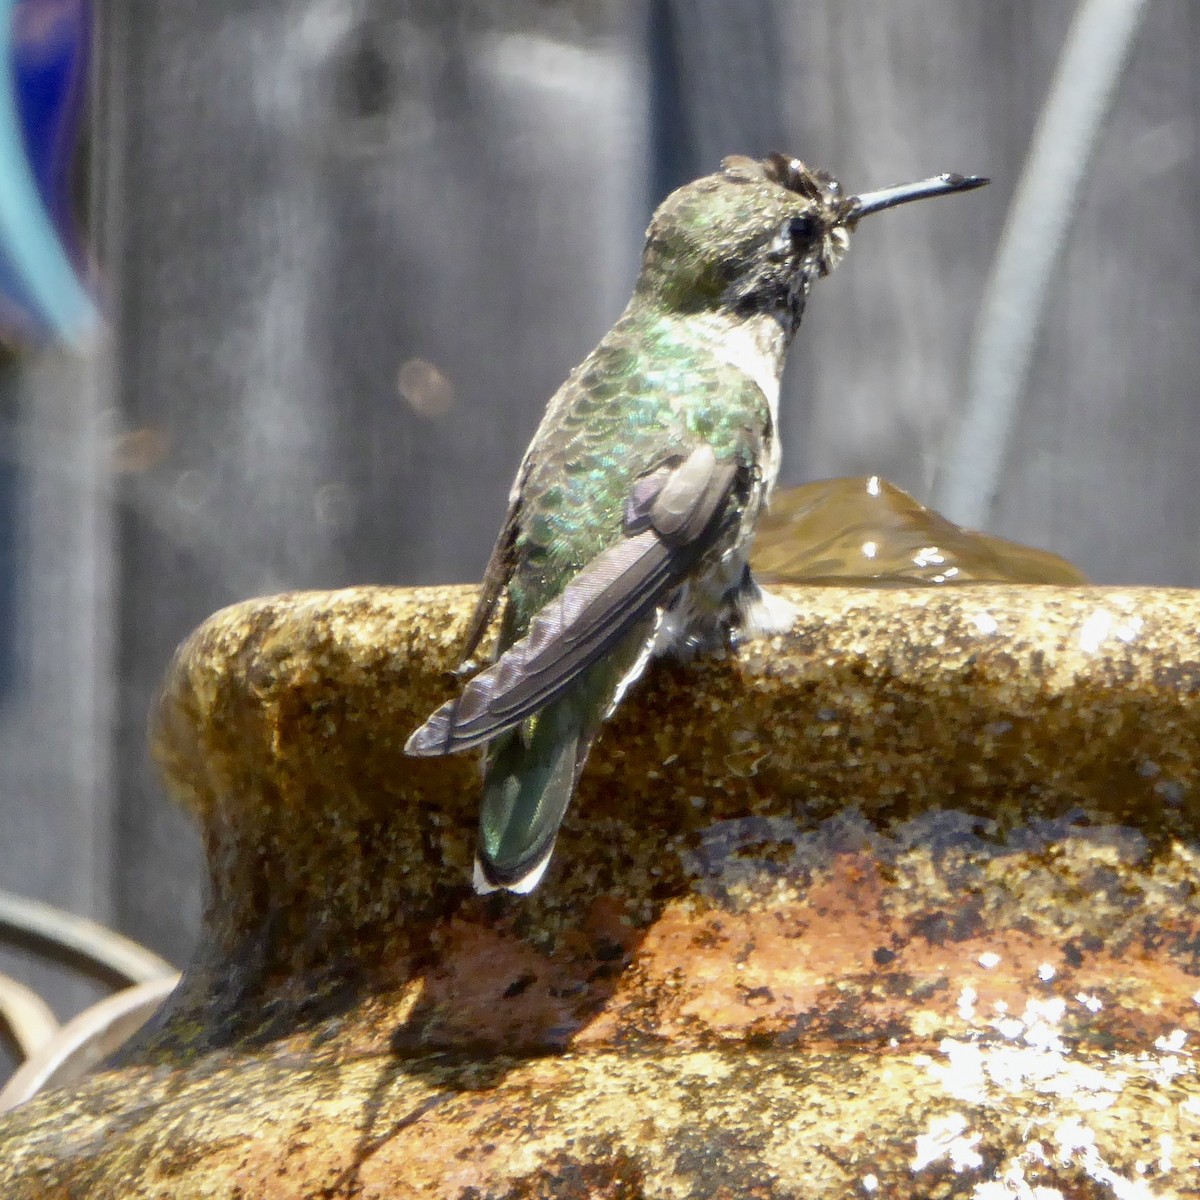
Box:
(405, 445), (740, 757)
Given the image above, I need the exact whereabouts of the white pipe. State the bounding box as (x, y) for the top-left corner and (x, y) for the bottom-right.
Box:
(935, 0), (1151, 529)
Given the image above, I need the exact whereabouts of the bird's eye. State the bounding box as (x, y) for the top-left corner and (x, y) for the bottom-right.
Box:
(787, 213), (819, 243)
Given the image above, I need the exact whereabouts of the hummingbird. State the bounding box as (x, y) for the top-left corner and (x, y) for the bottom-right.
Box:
(406, 153), (987, 894)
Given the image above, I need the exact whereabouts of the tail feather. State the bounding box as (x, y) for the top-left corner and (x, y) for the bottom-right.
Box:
(474, 704), (584, 894)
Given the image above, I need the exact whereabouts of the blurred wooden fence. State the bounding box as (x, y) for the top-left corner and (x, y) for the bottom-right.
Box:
(2, 0), (1198, 1034)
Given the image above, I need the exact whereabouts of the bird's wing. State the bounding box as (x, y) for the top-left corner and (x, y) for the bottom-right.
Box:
(454, 456), (533, 668)
(406, 444), (744, 756)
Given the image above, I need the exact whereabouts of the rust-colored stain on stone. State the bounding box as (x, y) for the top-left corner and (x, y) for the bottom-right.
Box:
(2, 584), (1200, 1197)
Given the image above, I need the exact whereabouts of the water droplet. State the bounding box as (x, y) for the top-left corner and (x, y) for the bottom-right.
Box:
(173, 469), (212, 512)
(111, 427), (170, 474)
(314, 482), (356, 530)
(397, 358), (455, 418)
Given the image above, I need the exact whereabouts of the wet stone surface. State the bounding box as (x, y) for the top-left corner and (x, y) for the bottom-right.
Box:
(1, 583), (1199, 1197)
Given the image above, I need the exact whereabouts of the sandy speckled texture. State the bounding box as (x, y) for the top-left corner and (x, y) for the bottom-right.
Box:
(2, 584), (1200, 1197)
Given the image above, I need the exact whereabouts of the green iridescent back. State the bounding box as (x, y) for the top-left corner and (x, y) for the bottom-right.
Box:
(502, 300), (770, 640)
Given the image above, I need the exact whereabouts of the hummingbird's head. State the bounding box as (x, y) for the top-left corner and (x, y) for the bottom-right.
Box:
(637, 152), (987, 331)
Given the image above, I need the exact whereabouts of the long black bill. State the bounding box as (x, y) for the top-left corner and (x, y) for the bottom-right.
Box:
(851, 173), (988, 219)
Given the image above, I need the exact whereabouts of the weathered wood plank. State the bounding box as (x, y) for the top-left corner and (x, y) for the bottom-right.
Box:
(109, 1), (649, 963)
(0, 347), (115, 1048)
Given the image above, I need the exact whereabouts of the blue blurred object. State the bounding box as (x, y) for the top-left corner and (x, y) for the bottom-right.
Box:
(0, 0), (95, 344)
